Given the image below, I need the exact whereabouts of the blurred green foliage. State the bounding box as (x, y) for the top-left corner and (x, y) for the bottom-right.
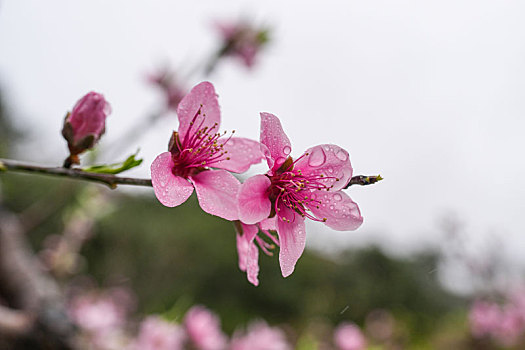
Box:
(1, 170), (465, 345)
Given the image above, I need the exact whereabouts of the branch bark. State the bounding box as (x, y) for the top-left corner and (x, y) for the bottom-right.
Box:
(0, 208), (77, 349)
(1, 158), (380, 190)
(0, 158), (151, 189)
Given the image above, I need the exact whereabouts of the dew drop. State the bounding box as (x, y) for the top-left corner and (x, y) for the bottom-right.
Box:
(308, 148), (326, 167)
(329, 205), (335, 210)
(336, 149), (348, 161)
(283, 145), (291, 155)
(333, 193), (343, 201)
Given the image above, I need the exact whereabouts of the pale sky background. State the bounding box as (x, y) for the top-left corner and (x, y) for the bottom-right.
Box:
(1, 1), (525, 292)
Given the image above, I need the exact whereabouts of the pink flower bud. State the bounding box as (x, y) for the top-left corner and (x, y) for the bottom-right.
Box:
(62, 92), (111, 165)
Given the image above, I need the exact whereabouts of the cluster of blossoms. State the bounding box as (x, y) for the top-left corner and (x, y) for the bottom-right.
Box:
(150, 81), (363, 285)
(469, 290), (525, 347)
(69, 289), (366, 350)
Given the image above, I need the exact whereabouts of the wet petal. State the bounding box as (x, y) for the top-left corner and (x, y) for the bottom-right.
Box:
(236, 223), (260, 286)
(260, 113), (292, 171)
(213, 137), (264, 173)
(177, 82), (221, 141)
(295, 144), (353, 192)
(151, 152), (194, 207)
(190, 170), (240, 221)
(238, 175), (271, 224)
(307, 190), (363, 231)
(276, 204), (306, 277)
(259, 217), (277, 231)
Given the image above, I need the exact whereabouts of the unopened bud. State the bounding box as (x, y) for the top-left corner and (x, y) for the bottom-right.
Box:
(62, 92), (111, 167)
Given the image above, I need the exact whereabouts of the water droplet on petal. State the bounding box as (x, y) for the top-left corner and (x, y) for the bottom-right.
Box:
(308, 148), (326, 167)
(336, 149), (348, 161)
(333, 193), (343, 201)
(283, 145), (291, 155)
(329, 205), (335, 210)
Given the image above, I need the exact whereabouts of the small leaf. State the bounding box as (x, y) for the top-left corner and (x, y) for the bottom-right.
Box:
(83, 150), (143, 175)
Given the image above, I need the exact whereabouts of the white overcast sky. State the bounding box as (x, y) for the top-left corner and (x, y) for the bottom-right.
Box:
(1, 0), (525, 281)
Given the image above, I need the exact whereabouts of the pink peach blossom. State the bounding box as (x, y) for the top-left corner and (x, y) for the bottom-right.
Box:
(184, 305), (227, 350)
(469, 300), (503, 338)
(131, 316), (186, 350)
(238, 113), (363, 277)
(151, 82), (263, 220)
(334, 323), (367, 350)
(62, 92), (111, 157)
(147, 67), (187, 111)
(230, 321), (291, 350)
(68, 290), (128, 333)
(215, 21), (269, 68)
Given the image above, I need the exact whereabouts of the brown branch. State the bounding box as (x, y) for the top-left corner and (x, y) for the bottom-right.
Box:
(0, 305), (34, 337)
(0, 208), (77, 349)
(0, 158), (152, 189)
(1, 158), (381, 191)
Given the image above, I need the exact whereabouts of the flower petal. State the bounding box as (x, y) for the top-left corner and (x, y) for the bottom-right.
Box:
(190, 170), (240, 220)
(307, 190), (363, 231)
(238, 175), (271, 224)
(276, 204), (306, 277)
(295, 144), (353, 192)
(213, 137), (264, 173)
(260, 112), (292, 171)
(177, 82), (221, 142)
(246, 247), (260, 286)
(260, 217), (277, 231)
(236, 223), (260, 286)
(151, 152), (194, 207)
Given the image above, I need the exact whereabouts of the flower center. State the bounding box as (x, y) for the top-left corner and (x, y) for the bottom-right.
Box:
(268, 155), (339, 223)
(168, 107), (233, 178)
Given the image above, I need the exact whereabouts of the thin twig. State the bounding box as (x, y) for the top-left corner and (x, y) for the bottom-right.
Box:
(0, 158), (152, 189)
(1, 158), (381, 190)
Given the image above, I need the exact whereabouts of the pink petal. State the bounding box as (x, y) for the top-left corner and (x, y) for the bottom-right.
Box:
(190, 170), (240, 221)
(294, 144), (353, 192)
(177, 82), (221, 142)
(276, 204), (306, 277)
(151, 152), (194, 207)
(260, 112), (292, 172)
(238, 175), (271, 224)
(259, 217), (277, 231)
(236, 224), (258, 270)
(236, 223), (260, 286)
(307, 190), (363, 231)
(213, 137), (264, 173)
(246, 241), (260, 286)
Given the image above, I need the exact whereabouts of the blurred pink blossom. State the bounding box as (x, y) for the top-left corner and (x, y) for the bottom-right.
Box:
(150, 81), (263, 221)
(230, 321), (291, 350)
(147, 67), (187, 111)
(131, 316), (186, 350)
(237, 113), (363, 277)
(215, 21), (269, 68)
(334, 323), (367, 350)
(469, 300), (504, 338)
(68, 290), (128, 333)
(184, 305), (227, 350)
(62, 91), (111, 160)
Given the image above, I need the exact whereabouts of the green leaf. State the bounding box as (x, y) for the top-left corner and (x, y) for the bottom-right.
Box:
(83, 151), (143, 175)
